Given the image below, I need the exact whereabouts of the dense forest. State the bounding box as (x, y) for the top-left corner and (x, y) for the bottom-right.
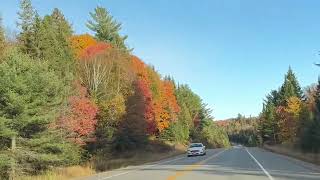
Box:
(217, 114), (260, 147)
(0, 0), (230, 179)
(259, 67), (320, 152)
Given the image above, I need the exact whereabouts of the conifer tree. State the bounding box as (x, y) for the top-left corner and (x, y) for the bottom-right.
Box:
(279, 67), (303, 103)
(87, 6), (128, 51)
(17, 0), (36, 54)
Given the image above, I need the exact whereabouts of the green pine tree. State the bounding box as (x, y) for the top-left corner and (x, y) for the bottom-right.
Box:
(17, 0), (36, 54)
(87, 6), (128, 51)
(279, 67), (303, 103)
(261, 102), (278, 143)
(0, 48), (82, 178)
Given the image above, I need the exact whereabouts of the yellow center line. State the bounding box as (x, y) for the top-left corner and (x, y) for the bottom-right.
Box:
(165, 149), (228, 180)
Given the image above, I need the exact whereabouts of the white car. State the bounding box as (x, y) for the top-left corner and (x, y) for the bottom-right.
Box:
(187, 143), (206, 157)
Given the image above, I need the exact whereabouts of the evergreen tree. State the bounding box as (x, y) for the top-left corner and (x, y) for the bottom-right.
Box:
(87, 6), (128, 51)
(261, 102), (277, 143)
(0, 48), (81, 177)
(266, 89), (281, 106)
(305, 78), (320, 152)
(279, 67), (303, 103)
(17, 0), (36, 54)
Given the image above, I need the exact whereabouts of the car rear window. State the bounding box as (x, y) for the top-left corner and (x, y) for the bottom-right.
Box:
(190, 144), (202, 148)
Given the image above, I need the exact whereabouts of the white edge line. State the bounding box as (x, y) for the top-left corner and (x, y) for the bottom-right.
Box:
(101, 155), (186, 180)
(245, 148), (274, 180)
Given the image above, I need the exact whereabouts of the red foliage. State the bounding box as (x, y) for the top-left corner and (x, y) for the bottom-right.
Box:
(136, 79), (157, 135)
(80, 42), (112, 59)
(58, 82), (99, 145)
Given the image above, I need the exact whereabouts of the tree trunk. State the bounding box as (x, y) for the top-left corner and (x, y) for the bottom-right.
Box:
(9, 135), (16, 180)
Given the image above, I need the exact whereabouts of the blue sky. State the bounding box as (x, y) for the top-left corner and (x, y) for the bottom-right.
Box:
(1, 0), (320, 119)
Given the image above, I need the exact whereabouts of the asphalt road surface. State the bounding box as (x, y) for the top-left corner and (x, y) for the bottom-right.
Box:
(81, 146), (320, 180)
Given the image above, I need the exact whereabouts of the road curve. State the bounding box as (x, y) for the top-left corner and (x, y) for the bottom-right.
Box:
(80, 146), (320, 180)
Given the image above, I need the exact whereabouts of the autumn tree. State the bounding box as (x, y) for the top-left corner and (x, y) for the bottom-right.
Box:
(114, 80), (149, 151)
(96, 94), (126, 144)
(78, 44), (132, 99)
(87, 6), (128, 51)
(69, 34), (97, 59)
(155, 80), (180, 132)
(80, 42), (111, 59)
(57, 82), (99, 145)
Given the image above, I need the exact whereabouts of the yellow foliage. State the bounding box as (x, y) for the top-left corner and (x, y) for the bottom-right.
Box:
(285, 96), (302, 118)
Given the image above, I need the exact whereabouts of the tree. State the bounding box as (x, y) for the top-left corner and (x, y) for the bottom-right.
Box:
(38, 9), (74, 75)
(279, 67), (303, 103)
(80, 42), (111, 59)
(78, 45), (132, 99)
(87, 6), (128, 51)
(0, 48), (81, 177)
(69, 34), (97, 59)
(301, 78), (320, 152)
(161, 103), (192, 143)
(175, 84), (202, 122)
(57, 82), (99, 145)
(0, 15), (5, 56)
(17, 0), (36, 54)
(261, 102), (277, 143)
(114, 80), (148, 151)
(96, 94), (126, 144)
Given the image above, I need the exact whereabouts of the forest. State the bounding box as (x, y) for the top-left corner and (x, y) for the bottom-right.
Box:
(217, 114), (260, 147)
(259, 67), (320, 152)
(219, 66), (320, 154)
(0, 0), (230, 179)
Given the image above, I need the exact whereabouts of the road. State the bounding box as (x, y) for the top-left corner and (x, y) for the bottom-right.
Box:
(82, 146), (320, 180)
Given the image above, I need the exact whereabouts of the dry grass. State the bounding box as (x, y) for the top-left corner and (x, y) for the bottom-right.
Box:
(264, 144), (320, 166)
(93, 142), (186, 172)
(17, 142), (186, 180)
(17, 166), (95, 180)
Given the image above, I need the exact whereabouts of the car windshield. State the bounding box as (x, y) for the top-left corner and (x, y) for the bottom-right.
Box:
(190, 144), (202, 148)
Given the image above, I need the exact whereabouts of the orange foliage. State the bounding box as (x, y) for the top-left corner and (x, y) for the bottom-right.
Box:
(69, 34), (97, 59)
(154, 80), (180, 133)
(131, 56), (150, 83)
(130, 56), (180, 134)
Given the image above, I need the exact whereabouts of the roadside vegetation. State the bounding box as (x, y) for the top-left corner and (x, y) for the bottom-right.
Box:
(258, 67), (320, 161)
(0, 1), (230, 179)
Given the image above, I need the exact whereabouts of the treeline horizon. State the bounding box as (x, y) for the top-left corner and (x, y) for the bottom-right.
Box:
(0, 0), (230, 179)
(218, 66), (320, 152)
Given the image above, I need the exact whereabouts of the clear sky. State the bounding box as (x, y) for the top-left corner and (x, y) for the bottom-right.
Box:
(1, 0), (320, 120)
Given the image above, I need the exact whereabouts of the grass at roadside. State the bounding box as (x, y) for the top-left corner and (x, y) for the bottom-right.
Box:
(264, 144), (320, 166)
(17, 141), (186, 180)
(17, 166), (95, 180)
(92, 141), (186, 172)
